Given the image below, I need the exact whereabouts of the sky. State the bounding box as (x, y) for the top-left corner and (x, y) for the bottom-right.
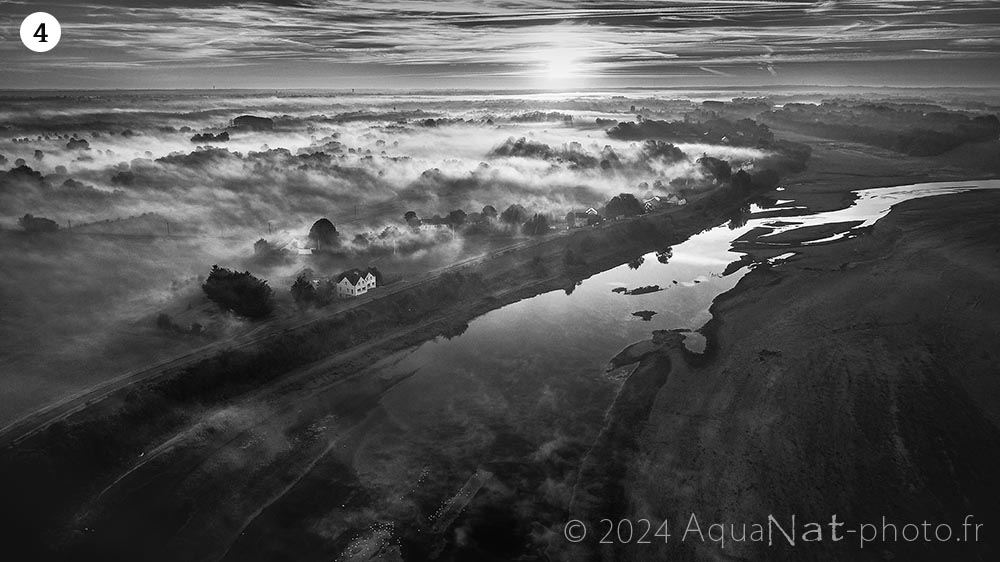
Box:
(2, 0), (1000, 90)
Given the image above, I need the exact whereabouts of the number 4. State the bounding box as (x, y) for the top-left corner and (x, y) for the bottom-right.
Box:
(655, 520), (671, 542)
(34, 23), (48, 43)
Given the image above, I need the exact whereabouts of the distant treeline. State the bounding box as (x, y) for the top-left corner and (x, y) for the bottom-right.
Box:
(607, 116), (776, 146)
(605, 116), (812, 173)
(759, 102), (1000, 156)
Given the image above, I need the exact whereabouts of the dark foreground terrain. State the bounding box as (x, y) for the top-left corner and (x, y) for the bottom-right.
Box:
(588, 190), (1000, 561)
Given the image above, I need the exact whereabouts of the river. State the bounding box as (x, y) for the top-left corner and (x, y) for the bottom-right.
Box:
(232, 179), (993, 558)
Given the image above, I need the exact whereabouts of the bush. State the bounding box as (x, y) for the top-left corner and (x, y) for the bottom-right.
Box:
(202, 265), (274, 318)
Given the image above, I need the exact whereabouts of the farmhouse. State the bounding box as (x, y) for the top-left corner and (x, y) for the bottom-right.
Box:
(336, 267), (378, 298)
(565, 210), (603, 229)
(642, 195), (663, 211)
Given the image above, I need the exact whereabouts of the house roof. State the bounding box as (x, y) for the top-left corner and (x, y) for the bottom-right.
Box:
(336, 267), (376, 286)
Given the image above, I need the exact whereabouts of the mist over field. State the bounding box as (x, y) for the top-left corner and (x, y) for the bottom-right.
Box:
(3, 87), (998, 423)
(1, 90), (737, 418)
(1, 92), (754, 234)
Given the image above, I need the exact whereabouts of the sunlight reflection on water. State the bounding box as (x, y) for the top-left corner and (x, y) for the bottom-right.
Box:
(363, 179), (1000, 381)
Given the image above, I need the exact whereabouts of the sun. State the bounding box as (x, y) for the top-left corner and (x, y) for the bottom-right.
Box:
(543, 47), (580, 82)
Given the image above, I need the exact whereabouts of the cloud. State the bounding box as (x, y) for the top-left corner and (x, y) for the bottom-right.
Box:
(1, 1), (998, 87)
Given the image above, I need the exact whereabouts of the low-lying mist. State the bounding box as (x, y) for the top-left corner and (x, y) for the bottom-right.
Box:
(8, 88), (987, 425)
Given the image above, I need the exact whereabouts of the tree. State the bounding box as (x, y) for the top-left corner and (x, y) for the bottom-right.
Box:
(66, 138), (89, 150)
(727, 204), (751, 230)
(731, 169), (753, 191)
(18, 213), (59, 233)
(605, 193), (644, 218)
(641, 140), (685, 162)
(522, 213), (550, 236)
(111, 170), (135, 186)
(202, 265), (274, 319)
(308, 218), (339, 251)
(403, 210), (421, 227)
(482, 205), (497, 219)
(290, 274), (317, 308)
(447, 209), (467, 228)
(500, 204), (529, 226)
(697, 155), (732, 183)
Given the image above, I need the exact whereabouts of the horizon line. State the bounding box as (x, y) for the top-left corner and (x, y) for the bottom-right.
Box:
(0, 84), (997, 94)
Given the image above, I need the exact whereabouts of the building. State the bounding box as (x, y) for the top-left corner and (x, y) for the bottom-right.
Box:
(565, 211), (602, 228)
(565, 211), (589, 229)
(274, 236), (313, 255)
(642, 195), (663, 211)
(666, 194), (687, 206)
(335, 267), (378, 298)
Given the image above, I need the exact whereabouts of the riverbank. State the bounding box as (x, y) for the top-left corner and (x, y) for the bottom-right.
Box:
(767, 128), (1000, 212)
(615, 190), (1000, 561)
(0, 172), (764, 560)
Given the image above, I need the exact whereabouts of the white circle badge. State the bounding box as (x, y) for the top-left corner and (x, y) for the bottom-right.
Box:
(20, 12), (61, 53)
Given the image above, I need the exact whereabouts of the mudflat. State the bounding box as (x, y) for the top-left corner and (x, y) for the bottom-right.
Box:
(625, 190), (1000, 561)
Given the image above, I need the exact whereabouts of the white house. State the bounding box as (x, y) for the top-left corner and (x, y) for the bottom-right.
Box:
(336, 267), (377, 298)
(275, 236), (313, 255)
